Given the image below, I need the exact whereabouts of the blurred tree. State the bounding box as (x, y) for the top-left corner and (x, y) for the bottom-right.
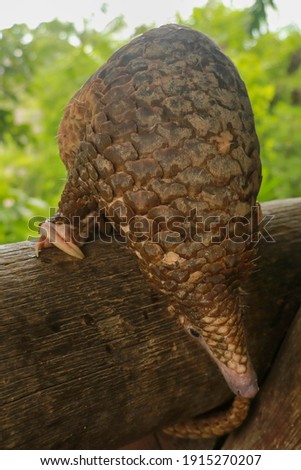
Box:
(178, 1), (301, 201)
(0, 19), (125, 243)
(248, 0), (277, 35)
(0, 1), (301, 244)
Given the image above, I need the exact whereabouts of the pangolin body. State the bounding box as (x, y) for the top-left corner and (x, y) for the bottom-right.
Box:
(37, 24), (262, 437)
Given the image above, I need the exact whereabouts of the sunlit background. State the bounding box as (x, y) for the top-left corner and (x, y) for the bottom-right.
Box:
(1, 0), (301, 243)
(1, 0), (301, 33)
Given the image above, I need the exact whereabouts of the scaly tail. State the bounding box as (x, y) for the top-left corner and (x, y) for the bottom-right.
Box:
(163, 396), (250, 439)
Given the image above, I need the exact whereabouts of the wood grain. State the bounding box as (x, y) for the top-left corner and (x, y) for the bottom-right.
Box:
(223, 305), (301, 450)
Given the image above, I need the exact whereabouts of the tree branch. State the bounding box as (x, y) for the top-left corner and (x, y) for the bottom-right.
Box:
(1, 198), (301, 449)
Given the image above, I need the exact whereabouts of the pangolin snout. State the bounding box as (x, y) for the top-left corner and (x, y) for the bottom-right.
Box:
(217, 360), (259, 398)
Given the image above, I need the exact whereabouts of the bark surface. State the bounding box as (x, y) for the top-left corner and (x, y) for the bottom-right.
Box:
(1, 198), (301, 449)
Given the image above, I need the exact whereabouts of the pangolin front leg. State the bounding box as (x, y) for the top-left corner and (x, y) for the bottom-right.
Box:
(36, 24), (262, 438)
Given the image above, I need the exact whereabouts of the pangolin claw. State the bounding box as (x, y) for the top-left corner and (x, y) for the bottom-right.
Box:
(35, 221), (84, 259)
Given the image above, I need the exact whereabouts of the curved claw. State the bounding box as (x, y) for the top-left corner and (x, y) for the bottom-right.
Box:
(200, 336), (258, 398)
(35, 221), (84, 259)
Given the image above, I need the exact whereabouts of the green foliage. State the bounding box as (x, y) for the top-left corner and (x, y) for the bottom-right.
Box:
(0, 19), (125, 244)
(1, 1), (301, 244)
(248, 0), (277, 35)
(178, 1), (301, 202)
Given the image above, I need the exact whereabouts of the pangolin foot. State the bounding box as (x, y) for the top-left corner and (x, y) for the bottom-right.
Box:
(35, 221), (84, 259)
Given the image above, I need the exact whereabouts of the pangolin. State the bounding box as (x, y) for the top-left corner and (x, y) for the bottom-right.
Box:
(36, 24), (262, 438)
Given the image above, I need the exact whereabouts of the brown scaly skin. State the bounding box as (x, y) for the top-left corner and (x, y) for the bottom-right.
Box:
(164, 396), (251, 439)
(36, 25), (262, 438)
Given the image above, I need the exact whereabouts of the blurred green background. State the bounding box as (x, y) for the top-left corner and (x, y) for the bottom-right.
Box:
(1, 0), (301, 244)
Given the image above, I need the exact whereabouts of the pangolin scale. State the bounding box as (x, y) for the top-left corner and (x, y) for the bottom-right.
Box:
(37, 24), (262, 438)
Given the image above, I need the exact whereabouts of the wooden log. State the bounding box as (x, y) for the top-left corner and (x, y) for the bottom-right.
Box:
(223, 304), (301, 450)
(1, 198), (301, 449)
